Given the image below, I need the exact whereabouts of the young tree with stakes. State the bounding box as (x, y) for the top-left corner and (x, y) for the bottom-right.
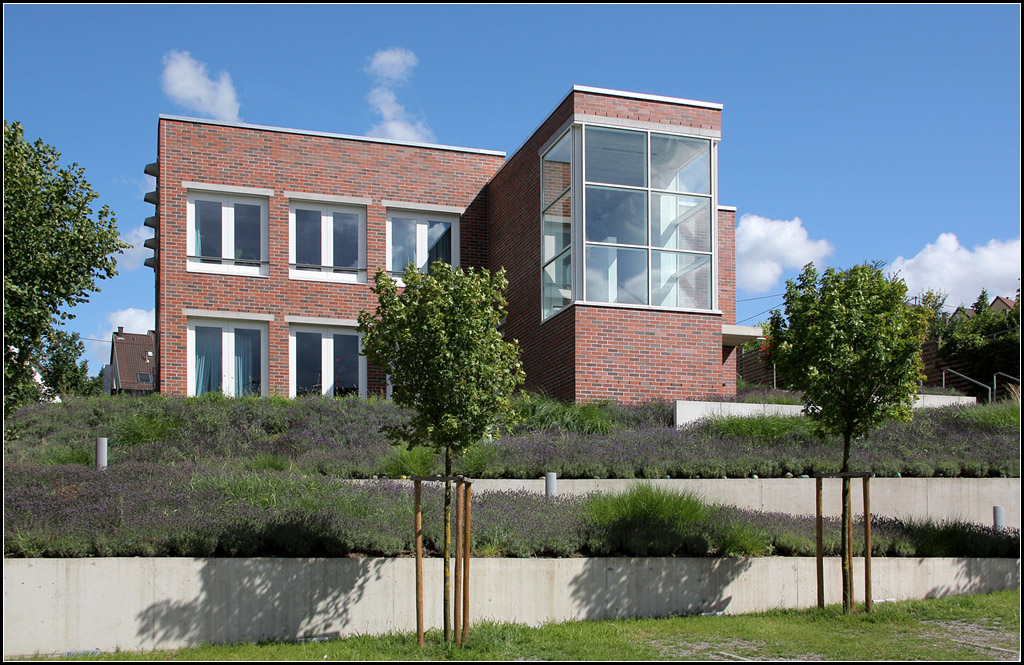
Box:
(357, 261), (524, 641)
(767, 262), (926, 613)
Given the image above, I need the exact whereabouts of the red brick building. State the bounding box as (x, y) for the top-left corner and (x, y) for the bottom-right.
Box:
(146, 86), (757, 402)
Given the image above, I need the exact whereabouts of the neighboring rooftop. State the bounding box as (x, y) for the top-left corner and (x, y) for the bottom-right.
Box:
(109, 328), (157, 394)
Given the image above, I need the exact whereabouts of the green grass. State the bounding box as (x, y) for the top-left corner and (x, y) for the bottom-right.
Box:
(948, 400), (1021, 431)
(512, 392), (618, 434)
(705, 412), (814, 443)
(582, 484), (773, 557)
(40, 591), (1020, 661)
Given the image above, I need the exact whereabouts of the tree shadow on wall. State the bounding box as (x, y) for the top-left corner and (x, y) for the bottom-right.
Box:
(568, 556), (755, 620)
(135, 519), (389, 650)
(923, 557), (1020, 599)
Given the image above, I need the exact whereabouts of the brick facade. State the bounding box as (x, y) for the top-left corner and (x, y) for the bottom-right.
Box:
(149, 86), (741, 403)
(486, 88), (736, 402)
(154, 120), (503, 396)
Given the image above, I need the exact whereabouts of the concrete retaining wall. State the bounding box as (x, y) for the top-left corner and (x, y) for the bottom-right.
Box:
(674, 395), (977, 427)
(470, 478), (1021, 529)
(3, 556), (1018, 657)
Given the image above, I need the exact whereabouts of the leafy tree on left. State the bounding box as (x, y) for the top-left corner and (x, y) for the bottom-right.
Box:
(4, 121), (129, 413)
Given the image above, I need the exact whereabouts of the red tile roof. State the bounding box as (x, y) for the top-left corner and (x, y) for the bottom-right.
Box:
(110, 329), (157, 392)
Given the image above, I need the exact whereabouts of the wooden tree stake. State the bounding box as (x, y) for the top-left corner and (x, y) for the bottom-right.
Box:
(462, 481), (472, 644)
(414, 479), (424, 647)
(815, 477), (824, 609)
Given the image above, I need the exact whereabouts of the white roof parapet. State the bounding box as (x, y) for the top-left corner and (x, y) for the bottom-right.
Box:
(572, 85), (723, 110)
(158, 115), (505, 157)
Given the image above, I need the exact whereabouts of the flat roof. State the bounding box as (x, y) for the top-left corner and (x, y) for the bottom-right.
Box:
(572, 85), (723, 111)
(158, 114), (506, 157)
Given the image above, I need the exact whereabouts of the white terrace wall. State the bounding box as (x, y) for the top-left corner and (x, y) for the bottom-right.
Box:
(674, 395), (977, 427)
(3, 556), (1019, 657)
(470, 478), (1021, 530)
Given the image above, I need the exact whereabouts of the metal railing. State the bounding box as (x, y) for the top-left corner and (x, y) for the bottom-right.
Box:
(943, 368), (992, 403)
(993, 372), (1020, 400)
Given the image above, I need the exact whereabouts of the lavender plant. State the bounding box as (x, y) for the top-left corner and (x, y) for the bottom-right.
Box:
(3, 396), (1018, 479)
(5, 464), (1018, 559)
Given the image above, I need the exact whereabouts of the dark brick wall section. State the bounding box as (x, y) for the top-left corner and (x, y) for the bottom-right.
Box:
(487, 94), (576, 400)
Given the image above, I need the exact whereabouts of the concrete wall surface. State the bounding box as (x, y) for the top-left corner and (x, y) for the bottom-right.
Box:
(469, 478), (1021, 529)
(674, 395), (977, 426)
(3, 556), (1018, 657)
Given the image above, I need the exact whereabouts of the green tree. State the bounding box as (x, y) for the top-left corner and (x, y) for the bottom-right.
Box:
(940, 289), (1020, 396)
(3, 121), (128, 414)
(38, 328), (99, 399)
(357, 261), (524, 641)
(767, 263), (926, 613)
(911, 288), (954, 341)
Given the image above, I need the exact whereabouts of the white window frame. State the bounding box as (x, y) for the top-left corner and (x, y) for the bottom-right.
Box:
(288, 324), (367, 398)
(288, 199), (367, 283)
(186, 317), (270, 397)
(540, 126), (576, 322)
(576, 122), (719, 314)
(186, 188), (270, 277)
(385, 209), (460, 280)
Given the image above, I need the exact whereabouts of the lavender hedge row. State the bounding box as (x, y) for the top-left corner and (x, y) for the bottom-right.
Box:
(4, 395), (1019, 478)
(5, 464), (1018, 559)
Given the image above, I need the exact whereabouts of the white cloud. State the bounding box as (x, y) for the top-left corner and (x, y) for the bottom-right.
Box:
(118, 225), (151, 272)
(117, 174), (156, 200)
(891, 233), (1021, 309)
(364, 48), (434, 143)
(161, 50), (240, 122)
(736, 214), (834, 293)
(366, 87), (436, 143)
(366, 47), (419, 82)
(85, 308), (156, 373)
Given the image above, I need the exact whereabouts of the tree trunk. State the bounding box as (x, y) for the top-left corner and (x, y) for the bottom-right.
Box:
(443, 444), (452, 642)
(841, 432), (853, 614)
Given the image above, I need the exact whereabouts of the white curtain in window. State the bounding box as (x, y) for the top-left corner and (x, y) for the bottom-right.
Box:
(195, 326), (221, 395)
(234, 328), (260, 396)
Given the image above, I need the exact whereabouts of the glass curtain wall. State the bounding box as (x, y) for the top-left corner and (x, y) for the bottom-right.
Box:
(582, 126), (713, 310)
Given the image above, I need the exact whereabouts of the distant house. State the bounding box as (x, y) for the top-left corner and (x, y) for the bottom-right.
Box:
(990, 295), (1017, 313)
(107, 328), (157, 396)
(951, 295), (1019, 321)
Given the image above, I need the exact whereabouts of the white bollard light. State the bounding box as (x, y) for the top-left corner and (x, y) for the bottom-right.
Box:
(993, 506), (1006, 531)
(545, 472), (557, 497)
(96, 437), (108, 471)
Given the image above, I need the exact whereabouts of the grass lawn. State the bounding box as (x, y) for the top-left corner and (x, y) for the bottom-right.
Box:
(50, 590), (1020, 661)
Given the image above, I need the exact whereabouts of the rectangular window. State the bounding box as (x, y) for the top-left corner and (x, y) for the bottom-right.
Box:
(187, 192), (269, 276)
(289, 326), (366, 397)
(386, 210), (459, 277)
(188, 319), (269, 397)
(580, 125), (714, 311)
(295, 332), (322, 396)
(541, 129), (573, 321)
(289, 201), (366, 283)
(194, 326), (222, 395)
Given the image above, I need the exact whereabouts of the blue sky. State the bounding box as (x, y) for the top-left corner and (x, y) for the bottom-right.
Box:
(4, 5), (1020, 374)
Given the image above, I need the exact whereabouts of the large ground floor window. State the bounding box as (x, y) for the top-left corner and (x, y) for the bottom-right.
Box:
(187, 319), (269, 397)
(289, 326), (367, 398)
